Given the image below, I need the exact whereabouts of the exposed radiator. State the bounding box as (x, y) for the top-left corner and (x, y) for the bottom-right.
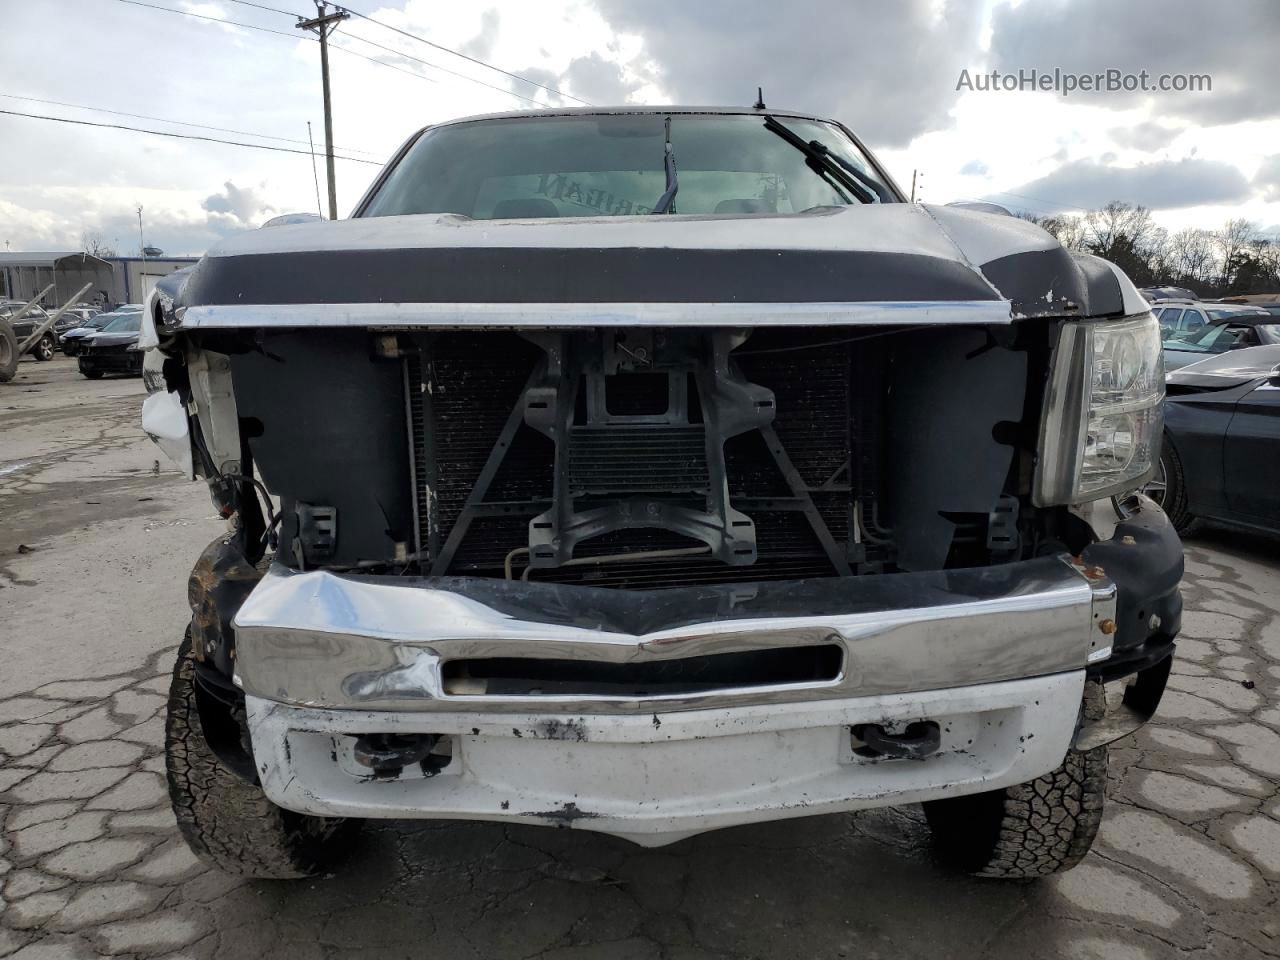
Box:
(407, 329), (888, 589)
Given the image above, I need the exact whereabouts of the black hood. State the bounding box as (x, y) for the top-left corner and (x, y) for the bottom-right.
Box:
(85, 331), (140, 349)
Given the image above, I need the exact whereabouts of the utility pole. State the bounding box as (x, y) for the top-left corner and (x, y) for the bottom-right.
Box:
(298, 2), (349, 220)
(910, 169), (917, 203)
(137, 205), (146, 257)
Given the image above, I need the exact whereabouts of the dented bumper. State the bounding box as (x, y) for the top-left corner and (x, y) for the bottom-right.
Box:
(232, 554), (1108, 714)
(246, 672), (1085, 845)
(229, 514), (1182, 842)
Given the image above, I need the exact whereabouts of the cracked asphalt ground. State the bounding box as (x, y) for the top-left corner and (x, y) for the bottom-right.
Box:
(2, 357), (1279, 960)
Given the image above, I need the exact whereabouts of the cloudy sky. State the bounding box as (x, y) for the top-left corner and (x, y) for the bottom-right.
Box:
(1, 0), (1277, 256)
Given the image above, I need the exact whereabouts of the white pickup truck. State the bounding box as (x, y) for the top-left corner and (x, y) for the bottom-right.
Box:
(143, 104), (1182, 880)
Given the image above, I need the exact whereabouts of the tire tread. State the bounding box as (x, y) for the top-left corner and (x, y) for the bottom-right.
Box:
(924, 684), (1107, 878)
(165, 632), (356, 879)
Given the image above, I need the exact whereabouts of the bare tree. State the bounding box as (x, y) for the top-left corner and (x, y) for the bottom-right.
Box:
(1082, 203), (1160, 284)
(1000, 203), (1273, 296)
(1166, 228), (1217, 288)
(80, 230), (116, 258)
(1084, 203), (1156, 259)
(1213, 218), (1255, 287)
(1019, 212), (1088, 251)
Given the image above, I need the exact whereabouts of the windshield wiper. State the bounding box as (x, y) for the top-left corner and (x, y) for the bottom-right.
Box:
(762, 116), (881, 205)
(651, 115), (678, 214)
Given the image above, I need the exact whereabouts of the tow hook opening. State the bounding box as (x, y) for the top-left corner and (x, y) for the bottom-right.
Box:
(352, 733), (452, 779)
(851, 721), (942, 760)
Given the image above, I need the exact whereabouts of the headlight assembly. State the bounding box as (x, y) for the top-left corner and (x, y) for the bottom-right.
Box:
(1034, 313), (1164, 506)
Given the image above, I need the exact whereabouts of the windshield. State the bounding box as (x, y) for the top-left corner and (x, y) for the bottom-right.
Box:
(362, 113), (895, 219)
(1166, 322), (1261, 354)
(1169, 344), (1280, 381)
(100, 313), (141, 333)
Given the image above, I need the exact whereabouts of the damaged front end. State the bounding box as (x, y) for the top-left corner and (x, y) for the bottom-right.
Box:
(142, 195), (1182, 845)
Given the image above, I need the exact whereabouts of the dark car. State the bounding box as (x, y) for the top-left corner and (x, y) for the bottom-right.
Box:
(0, 303), (58, 361)
(62, 306), (141, 356)
(1161, 309), (1280, 371)
(1125, 345), (1280, 534)
(53, 305), (103, 338)
(78, 310), (144, 378)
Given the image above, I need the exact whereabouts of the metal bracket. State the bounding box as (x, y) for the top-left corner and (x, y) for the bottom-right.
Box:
(987, 494), (1020, 556)
(526, 330), (772, 567)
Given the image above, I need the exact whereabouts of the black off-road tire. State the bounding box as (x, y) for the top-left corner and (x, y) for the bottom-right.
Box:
(923, 685), (1107, 878)
(1157, 441), (1197, 535)
(0, 320), (17, 382)
(166, 632), (359, 878)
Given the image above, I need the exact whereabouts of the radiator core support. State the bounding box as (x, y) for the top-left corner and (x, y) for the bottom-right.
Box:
(411, 327), (872, 586)
(523, 329), (772, 569)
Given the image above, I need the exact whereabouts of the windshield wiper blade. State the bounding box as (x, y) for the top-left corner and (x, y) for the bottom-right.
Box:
(651, 115), (678, 214)
(762, 115), (880, 205)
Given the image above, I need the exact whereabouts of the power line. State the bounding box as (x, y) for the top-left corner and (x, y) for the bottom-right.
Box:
(224, 0), (300, 16)
(116, 0), (301, 38)
(0, 92), (377, 156)
(336, 27), (544, 106)
(214, 0), (551, 107)
(984, 187), (1102, 215)
(0, 108), (381, 164)
(111, 0), (439, 91)
(334, 2), (589, 105)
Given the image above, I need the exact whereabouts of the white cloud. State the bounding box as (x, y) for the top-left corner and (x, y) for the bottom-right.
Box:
(201, 182), (275, 224)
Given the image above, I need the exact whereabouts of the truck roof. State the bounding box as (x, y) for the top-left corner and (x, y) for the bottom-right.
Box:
(428, 105), (837, 131)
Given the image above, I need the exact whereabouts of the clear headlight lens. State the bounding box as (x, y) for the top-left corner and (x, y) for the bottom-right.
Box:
(1034, 314), (1163, 505)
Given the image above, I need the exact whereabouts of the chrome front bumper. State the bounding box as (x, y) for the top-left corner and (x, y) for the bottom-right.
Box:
(234, 555), (1120, 843)
(232, 554), (1116, 714)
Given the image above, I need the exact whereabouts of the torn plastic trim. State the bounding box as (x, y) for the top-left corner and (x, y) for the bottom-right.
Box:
(178, 299), (1014, 330)
(185, 347), (241, 477)
(189, 533), (265, 678)
(141, 389), (194, 479)
(1073, 650), (1173, 751)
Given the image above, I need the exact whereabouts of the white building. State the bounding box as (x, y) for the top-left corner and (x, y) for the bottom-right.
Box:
(0, 251), (197, 308)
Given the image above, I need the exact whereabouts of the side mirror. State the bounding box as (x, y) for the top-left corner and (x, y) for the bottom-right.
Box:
(1269, 365), (1280, 387)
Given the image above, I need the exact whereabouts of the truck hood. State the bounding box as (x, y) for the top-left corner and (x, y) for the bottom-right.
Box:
(177, 203), (1142, 329)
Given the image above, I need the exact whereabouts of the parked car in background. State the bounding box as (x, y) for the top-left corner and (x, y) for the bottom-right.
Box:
(1154, 300), (1269, 340)
(1121, 345), (1280, 533)
(1140, 285), (1198, 303)
(1161, 307), (1279, 371)
(53, 305), (102, 338)
(78, 309), (144, 378)
(0, 301), (58, 361)
(62, 305), (141, 356)
(1217, 294), (1280, 316)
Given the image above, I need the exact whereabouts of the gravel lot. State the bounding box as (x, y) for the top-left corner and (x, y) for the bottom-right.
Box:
(2, 356), (1278, 960)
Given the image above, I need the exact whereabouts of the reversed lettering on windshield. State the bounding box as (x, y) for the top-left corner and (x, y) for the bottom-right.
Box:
(535, 173), (654, 217)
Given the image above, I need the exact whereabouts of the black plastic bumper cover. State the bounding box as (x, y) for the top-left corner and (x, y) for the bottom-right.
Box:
(1081, 500), (1183, 682)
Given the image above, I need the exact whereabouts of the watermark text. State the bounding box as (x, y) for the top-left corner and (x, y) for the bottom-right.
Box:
(957, 68), (1211, 96)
